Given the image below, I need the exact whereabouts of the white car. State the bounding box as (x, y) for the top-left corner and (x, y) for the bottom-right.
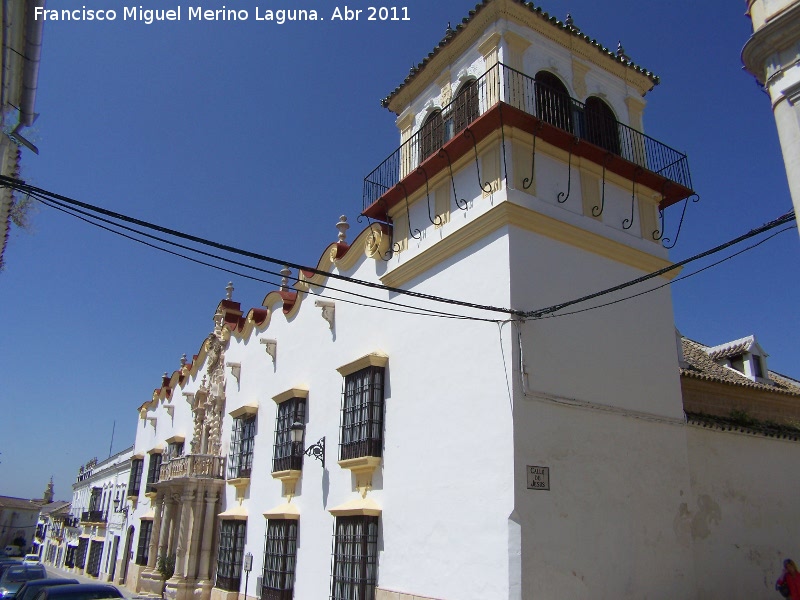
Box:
(20, 557), (38, 566)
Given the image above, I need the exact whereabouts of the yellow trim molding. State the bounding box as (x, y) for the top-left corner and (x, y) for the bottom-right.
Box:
(132, 453), (145, 460)
(229, 403), (259, 418)
(382, 201), (677, 289)
(272, 387), (309, 404)
(147, 444), (164, 454)
(263, 503), (300, 521)
(336, 353), (389, 377)
(165, 435), (185, 444)
(218, 505), (248, 521)
(140, 510), (155, 521)
(329, 496), (382, 517)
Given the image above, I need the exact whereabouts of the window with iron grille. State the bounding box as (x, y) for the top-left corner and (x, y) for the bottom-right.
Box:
(146, 453), (162, 494)
(451, 79), (480, 137)
(167, 441), (184, 461)
(339, 366), (384, 461)
(261, 519), (298, 600)
(64, 546), (76, 569)
(216, 520), (246, 592)
(228, 416), (256, 479)
(419, 110), (444, 161)
(135, 521), (152, 566)
(330, 516), (378, 600)
(128, 458), (144, 496)
(86, 540), (104, 577)
(75, 537), (89, 569)
(272, 399), (305, 473)
(88, 487), (102, 512)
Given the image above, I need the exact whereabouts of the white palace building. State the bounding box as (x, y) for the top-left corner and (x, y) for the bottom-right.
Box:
(57, 1), (800, 599)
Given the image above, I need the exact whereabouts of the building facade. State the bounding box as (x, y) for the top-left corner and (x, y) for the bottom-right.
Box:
(56, 448), (133, 583)
(111, 1), (800, 599)
(0, 0), (45, 269)
(743, 0), (800, 233)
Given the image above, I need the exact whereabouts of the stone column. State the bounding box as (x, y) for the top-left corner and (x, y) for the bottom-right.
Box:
(185, 486), (205, 580)
(146, 493), (165, 570)
(156, 494), (175, 565)
(197, 491), (218, 581)
(174, 488), (195, 579)
(167, 494), (183, 557)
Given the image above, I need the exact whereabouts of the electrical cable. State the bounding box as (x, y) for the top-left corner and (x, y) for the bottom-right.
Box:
(2, 176), (794, 323)
(537, 225), (795, 320)
(36, 195), (502, 323)
(1, 176), (525, 317)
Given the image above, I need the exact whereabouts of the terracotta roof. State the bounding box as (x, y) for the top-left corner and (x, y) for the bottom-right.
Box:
(686, 412), (800, 441)
(704, 335), (757, 360)
(680, 337), (800, 396)
(40, 501), (70, 516)
(382, 0), (660, 109)
(0, 496), (44, 510)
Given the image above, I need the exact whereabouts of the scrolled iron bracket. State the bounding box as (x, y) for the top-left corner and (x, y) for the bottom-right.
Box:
(464, 127), (494, 194)
(523, 120), (544, 190)
(662, 193), (700, 249)
(399, 182), (422, 240)
(592, 153), (614, 218)
(623, 167), (644, 230)
(652, 180), (671, 241)
(438, 148), (468, 210)
(304, 437), (326, 469)
(557, 136), (581, 204)
(417, 166), (443, 227)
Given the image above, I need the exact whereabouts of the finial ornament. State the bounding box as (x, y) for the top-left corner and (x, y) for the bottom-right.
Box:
(225, 281), (234, 300)
(280, 266), (291, 291)
(616, 42), (629, 61)
(336, 215), (349, 243)
(446, 21), (454, 35)
(180, 354), (187, 367)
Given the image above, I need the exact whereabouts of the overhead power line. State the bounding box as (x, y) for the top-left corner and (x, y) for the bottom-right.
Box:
(0, 176), (794, 322)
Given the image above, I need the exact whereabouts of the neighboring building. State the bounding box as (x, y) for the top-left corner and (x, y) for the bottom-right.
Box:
(0, 0), (45, 269)
(64, 448), (133, 583)
(0, 495), (43, 552)
(34, 498), (72, 563)
(743, 0), (800, 233)
(111, 2), (799, 600)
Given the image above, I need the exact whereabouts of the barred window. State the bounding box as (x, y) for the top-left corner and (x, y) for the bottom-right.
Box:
(261, 520), (298, 600)
(216, 520), (246, 592)
(451, 79), (480, 137)
(419, 110), (444, 162)
(534, 71), (573, 134)
(166, 441), (184, 461)
(146, 454), (162, 494)
(75, 538), (89, 569)
(128, 458), (144, 496)
(272, 399), (306, 473)
(136, 521), (152, 566)
(229, 416), (256, 479)
(86, 540), (104, 577)
(330, 516), (379, 600)
(340, 366), (384, 461)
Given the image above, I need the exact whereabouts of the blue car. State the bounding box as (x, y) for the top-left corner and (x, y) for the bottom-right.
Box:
(15, 579), (78, 600)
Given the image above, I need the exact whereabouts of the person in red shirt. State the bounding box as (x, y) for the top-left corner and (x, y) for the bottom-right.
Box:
(777, 559), (800, 599)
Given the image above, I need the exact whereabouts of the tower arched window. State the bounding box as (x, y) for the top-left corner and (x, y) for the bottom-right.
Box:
(534, 71), (573, 133)
(451, 79), (480, 136)
(584, 96), (620, 155)
(419, 109), (444, 161)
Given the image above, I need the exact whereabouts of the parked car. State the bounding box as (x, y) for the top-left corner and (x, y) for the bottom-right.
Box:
(1, 549), (20, 559)
(0, 564), (47, 599)
(29, 584), (123, 600)
(18, 559), (37, 567)
(0, 563), (22, 583)
(15, 579), (78, 600)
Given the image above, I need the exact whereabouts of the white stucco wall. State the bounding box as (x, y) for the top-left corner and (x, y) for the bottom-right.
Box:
(686, 426), (800, 599)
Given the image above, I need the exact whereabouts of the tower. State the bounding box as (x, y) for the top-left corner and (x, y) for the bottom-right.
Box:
(361, 0), (698, 596)
(743, 0), (800, 234)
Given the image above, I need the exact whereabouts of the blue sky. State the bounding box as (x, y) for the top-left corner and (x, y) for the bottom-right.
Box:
(1, 0), (797, 502)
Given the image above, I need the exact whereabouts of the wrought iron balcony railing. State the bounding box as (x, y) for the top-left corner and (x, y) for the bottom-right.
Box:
(80, 510), (106, 524)
(158, 454), (226, 482)
(363, 62), (692, 214)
